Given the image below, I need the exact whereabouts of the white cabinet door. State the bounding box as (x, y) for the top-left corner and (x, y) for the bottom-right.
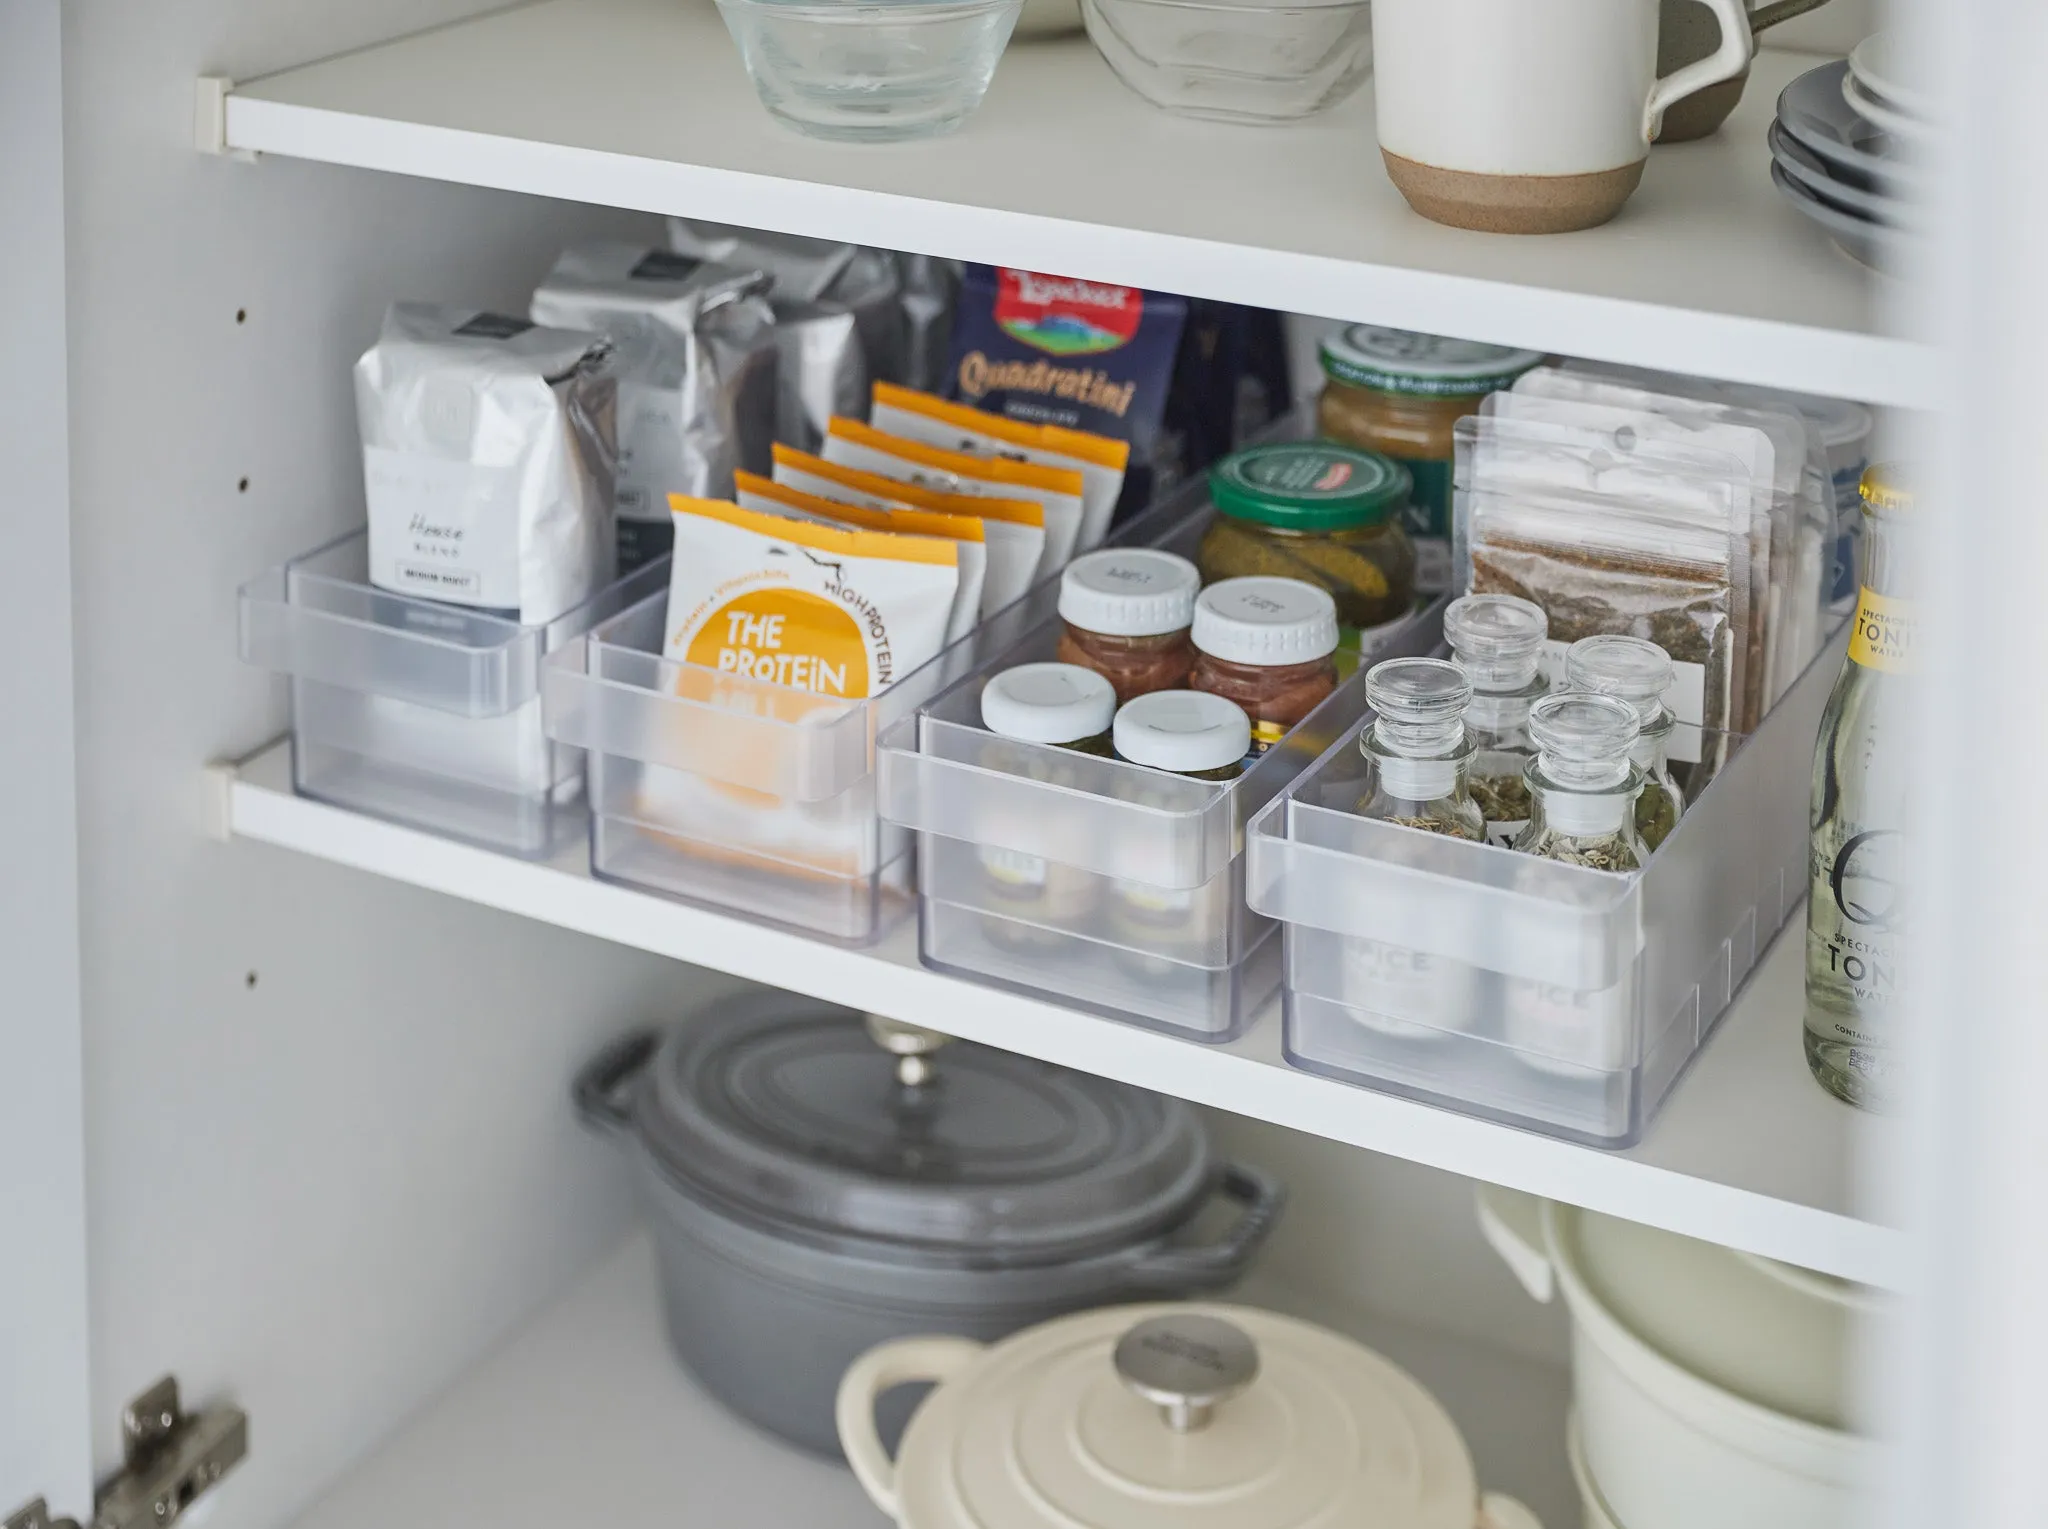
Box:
(0, 0), (94, 1516)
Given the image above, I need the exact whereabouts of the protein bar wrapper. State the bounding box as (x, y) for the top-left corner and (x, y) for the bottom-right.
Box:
(822, 415), (1084, 577)
(732, 470), (988, 645)
(771, 443), (1046, 616)
(869, 381), (1129, 554)
(644, 497), (960, 880)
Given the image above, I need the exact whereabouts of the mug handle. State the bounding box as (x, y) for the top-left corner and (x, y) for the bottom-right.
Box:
(1748, 0), (1834, 36)
(836, 1336), (986, 1520)
(1643, 0), (1754, 142)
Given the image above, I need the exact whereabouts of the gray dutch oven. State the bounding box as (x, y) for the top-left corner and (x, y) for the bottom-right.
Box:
(575, 993), (1285, 1457)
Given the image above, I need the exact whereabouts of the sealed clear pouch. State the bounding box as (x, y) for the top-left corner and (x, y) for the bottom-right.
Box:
(1452, 414), (1752, 750)
(1553, 360), (1835, 703)
(531, 244), (779, 565)
(1482, 385), (1773, 737)
(353, 304), (617, 627)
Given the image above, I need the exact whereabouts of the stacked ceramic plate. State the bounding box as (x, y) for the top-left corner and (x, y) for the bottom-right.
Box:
(1772, 40), (1931, 272)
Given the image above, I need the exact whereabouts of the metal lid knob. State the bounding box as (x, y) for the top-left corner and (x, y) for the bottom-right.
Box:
(864, 1014), (952, 1088)
(1112, 1314), (1260, 1434)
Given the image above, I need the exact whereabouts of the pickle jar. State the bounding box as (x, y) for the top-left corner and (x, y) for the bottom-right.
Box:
(1198, 441), (1418, 651)
(1315, 326), (1542, 593)
(1055, 548), (1201, 705)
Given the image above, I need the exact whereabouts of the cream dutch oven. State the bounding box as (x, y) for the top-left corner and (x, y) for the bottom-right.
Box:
(1478, 1186), (1884, 1529)
(837, 1302), (1542, 1529)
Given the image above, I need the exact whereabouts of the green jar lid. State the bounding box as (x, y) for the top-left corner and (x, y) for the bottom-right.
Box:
(1209, 441), (1411, 531)
(1319, 325), (1544, 398)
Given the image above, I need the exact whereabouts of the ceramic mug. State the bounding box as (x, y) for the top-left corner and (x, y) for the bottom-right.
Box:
(1658, 0), (1835, 142)
(1374, 0), (1754, 234)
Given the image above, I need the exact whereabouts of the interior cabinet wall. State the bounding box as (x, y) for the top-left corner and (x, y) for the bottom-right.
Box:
(59, 6), (754, 1526)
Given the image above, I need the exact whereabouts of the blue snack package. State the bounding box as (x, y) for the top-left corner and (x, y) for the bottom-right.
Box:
(946, 265), (1187, 514)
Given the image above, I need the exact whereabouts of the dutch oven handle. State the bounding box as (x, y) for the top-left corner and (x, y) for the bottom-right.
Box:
(1117, 1162), (1287, 1293)
(572, 1028), (659, 1141)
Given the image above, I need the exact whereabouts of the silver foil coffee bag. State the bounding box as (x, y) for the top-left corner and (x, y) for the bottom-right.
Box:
(530, 243), (778, 569)
(665, 220), (903, 451)
(354, 303), (616, 627)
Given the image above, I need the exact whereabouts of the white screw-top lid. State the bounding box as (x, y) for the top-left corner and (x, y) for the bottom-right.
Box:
(1059, 550), (1200, 638)
(1191, 578), (1339, 667)
(1114, 691), (1252, 774)
(980, 663), (1116, 745)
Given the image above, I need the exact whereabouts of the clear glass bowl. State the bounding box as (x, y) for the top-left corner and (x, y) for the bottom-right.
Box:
(1080, 0), (1371, 123)
(716, 0), (1023, 142)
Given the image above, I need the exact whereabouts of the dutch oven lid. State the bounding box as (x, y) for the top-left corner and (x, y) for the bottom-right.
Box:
(879, 1304), (1514, 1529)
(635, 996), (1212, 1261)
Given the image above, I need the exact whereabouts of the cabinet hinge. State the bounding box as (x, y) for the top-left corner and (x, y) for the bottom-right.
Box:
(7, 1500), (81, 1529)
(90, 1377), (249, 1529)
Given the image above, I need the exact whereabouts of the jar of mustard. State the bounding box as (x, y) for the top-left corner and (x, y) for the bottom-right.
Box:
(1315, 326), (1543, 593)
(1198, 441), (1417, 648)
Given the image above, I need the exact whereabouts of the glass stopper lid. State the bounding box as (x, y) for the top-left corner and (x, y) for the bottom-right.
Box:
(1565, 635), (1674, 725)
(1528, 691), (1640, 790)
(1366, 657), (1470, 758)
(1443, 595), (1547, 691)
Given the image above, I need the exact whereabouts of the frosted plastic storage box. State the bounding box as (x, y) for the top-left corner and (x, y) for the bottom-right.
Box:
(537, 465), (1244, 944)
(1245, 625), (1845, 1145)
(879, 539), (1443, 1042)
(238, 531), (668, 857)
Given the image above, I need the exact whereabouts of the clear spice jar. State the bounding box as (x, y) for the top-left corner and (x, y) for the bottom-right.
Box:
(1565, 634), (1685, 852)
(1511, 692), (1648, 873)
(1188, 577), (1341, 758)
(975, 663), (1117, 954)
(1197, 441), (1418, 649)
(1344, 657), (1485, 1043)
(1315, 326), (1542, 593)
(1053, 548), (1200, 705)
(1108, 690), (1252, 978)
(1443, 593), (1550, 847)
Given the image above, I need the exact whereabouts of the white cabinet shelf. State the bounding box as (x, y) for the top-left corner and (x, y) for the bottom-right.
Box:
(285, 1232), (1578, 1529)
(227, 740), (1901, 1289)
(216, 3), (1922, 407)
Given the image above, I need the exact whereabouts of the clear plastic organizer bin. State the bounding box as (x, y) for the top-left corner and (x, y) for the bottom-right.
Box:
(238, 531), (669, 857)
(878, 565), (1447, 1042)
(536, 466), (1239, 944)
(1245, 623), (1846, 1146)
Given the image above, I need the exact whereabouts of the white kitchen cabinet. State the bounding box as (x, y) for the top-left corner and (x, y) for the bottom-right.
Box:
(7, 0), (2038, 1527)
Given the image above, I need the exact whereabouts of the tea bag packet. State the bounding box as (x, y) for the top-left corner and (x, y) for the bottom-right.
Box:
(354, 303), (616, 626)
(1529, 364), (1830, 711)
(771, 443), (1045, 616)
(822, 415), (1086, 578)
(732, 470), (987, 646)
(869, 382), (1130, 555)
(667, 220), (903, 449)
(1454, 414), (1753, 748)
(1483, 386), (1774, 735)
(531, 242), (779, 570)
(648, 496), (959, 881)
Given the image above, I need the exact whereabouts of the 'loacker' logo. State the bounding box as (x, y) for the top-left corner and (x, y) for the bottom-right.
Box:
(996, 268), (1144, 356)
